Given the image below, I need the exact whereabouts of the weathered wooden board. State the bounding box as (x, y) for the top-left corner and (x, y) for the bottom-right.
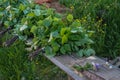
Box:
(44, 54), (120, 80)
(0, 27), (12, 37)
(45, 54), (87, 80)
(3, 36), (18, 47)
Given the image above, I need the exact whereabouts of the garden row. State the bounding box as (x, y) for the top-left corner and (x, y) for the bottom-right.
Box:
(0, 1), (95, 79)
(0, 0), (95, 57)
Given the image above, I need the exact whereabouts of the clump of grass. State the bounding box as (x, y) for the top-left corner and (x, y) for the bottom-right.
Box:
(0, 40), (67, 80)
(0, 41), (30, 80)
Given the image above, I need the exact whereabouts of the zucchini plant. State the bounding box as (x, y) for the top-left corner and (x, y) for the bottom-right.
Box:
(15, 9), (95, 57)
(0, 0), (95, 57)
(0, 0), (34, 28)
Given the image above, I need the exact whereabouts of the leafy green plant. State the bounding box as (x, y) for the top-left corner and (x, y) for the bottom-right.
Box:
(60, 0), (120, 59)
(0, 0), (95, 57)
(17, 12), (95, 57)
(0, 0), (34, 28)
(0, 0), (94, 57)
(73, 63), (93, 72)
(0, 1), (95, 80)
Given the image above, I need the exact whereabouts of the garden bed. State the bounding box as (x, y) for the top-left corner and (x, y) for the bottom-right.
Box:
(0, 0), (120, 80)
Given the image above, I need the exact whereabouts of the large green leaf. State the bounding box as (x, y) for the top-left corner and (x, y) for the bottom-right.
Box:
(67, 14), (73, 22)
(60, 28), (66, 36)
(51, 42), (60, 52)
(46, 8), (54, 16)
(23, 9), (29, 14)
(19, 4), (25, 11)
(20, 25), (28, 31)
(71, 28), (78, 33)
(27, 12), (35, 18)
(64, 44), (71, 52)
(74, 45), (79, 52)
(74, 41), (82, 46)
(13, 18), (17, 23)
(18, 35), (27, 41)
(34, 9), (41, 16)
(69, 35), (80, 41)
(60, 46), (66, 54)
(45, 46), (55, 57)
(84, 48), (95, 56)
(30, 25), (37, 34)
(60, 27), (70, 36)
(4, 21), (10, 28)
(77, 49), (84, 57)
(0, 12), (3, 18)
(70, 20), (81, 27)
(43, 16), (52, 27)
(80, 37), (94, 45)
(37, 20), (43, 25)
(51, 31), (60, 38)
(62, 35), (68, 44)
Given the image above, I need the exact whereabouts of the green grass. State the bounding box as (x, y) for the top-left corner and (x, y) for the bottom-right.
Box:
(0, 37), (67, 80)
(0, 41), (31, 80)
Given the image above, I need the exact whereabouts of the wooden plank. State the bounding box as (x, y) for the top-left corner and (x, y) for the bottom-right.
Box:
(30, 48), (120, 80)
(3, 35), (18, 46)
(44, 54), (87, 80)
(54, 55), (104, 80)
(54, 55), (120, 80)
(28, 48), (42, 60)
(85, 56), (120, 80)
(0, 27), (12, 37)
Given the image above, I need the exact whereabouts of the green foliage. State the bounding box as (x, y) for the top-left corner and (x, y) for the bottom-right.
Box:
(21, 12), (94, 56)
(0, 41), (33, 80)
(0, 1), (95, 80)
(0, 40), (67, 80)
(73, 63), (93, 71)
(0, 0), (95, 57)
(0, 30), (67, 80)
(28, 12), (94, 57)
(67, 14), (73, 22)
(60, 0), (120, 59)
(77, 48), (95, 57)
(0, 0), (31, 28)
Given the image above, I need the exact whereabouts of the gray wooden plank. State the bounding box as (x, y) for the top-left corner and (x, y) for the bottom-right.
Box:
(42, 54), (120, 80)
(44, 54), (87, 80)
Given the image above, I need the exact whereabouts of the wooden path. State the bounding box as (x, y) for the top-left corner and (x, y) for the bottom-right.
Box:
(44, 54), (120, 80)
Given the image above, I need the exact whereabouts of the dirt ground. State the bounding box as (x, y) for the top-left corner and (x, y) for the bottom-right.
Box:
(35, 0), (70, 13)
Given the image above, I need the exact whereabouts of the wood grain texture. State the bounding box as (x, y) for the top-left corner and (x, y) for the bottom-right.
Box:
(43, 54), (120, 80)
(44, 54), (86, 80)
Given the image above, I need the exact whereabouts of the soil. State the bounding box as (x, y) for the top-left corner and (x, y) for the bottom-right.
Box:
(35, 0), (71, 13)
